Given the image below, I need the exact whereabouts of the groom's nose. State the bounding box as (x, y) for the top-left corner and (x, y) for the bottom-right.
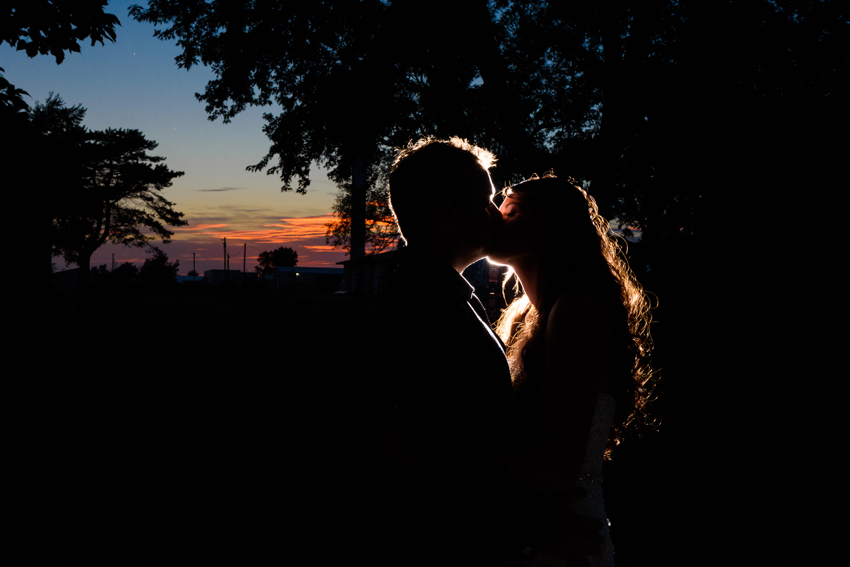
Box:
(486, 200), (504, 234)
(487, 200), (502, 222)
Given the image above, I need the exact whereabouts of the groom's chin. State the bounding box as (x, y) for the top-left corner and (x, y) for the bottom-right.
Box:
(484, 239), (508, 266)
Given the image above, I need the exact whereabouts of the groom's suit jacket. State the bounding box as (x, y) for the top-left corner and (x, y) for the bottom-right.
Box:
(372, 247), (524, 562)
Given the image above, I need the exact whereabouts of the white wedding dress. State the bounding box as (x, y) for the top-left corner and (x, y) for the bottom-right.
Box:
(528, 392), (616, 567)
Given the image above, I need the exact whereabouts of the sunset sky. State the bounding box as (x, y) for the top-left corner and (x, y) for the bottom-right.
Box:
(3, 0), (350, 274)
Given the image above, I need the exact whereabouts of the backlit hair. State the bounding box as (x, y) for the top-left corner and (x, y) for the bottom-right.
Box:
(494, 171), (657, 459)
(388, 136), (496, 243)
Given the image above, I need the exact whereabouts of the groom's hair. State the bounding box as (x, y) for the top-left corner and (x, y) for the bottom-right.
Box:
(389, 137), (496, 244)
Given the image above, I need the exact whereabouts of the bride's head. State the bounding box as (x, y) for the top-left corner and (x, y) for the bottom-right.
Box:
(489, 171), (615, 306)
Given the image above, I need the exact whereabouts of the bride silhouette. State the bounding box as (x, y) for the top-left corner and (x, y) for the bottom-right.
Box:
(490, 171), (657, 566)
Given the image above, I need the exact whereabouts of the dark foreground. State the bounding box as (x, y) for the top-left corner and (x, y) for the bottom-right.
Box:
(1, 284), (780, 566)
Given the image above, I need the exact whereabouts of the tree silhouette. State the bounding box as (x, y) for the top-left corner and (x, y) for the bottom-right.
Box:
(110, 261), (139, 286)
(30, 95), (187, 293)
(2, 1), (120, 292)
(130, 0), (847, 284)
(325, 170), (398, 256)
(255, 246), (298, 277)
(535, 0), (850, 283)
(0, 67), (29, 114)
(4, 93), (88, 292)
(139, 249), (179, 288)
(131, 2), (399, 259)
(2, 0), (120, 64)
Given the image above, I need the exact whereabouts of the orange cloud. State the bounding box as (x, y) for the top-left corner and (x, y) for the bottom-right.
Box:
(175, 214), (335, 243)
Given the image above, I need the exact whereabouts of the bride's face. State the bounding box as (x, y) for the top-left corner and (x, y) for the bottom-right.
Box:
(487, 191), (544, 266)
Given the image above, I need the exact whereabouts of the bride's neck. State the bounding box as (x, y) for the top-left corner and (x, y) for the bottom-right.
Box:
(512, 258), (543, 310)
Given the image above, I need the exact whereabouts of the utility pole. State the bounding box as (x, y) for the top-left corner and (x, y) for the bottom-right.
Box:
(193, 252), (196, 281)
(243, 243), (247, 283)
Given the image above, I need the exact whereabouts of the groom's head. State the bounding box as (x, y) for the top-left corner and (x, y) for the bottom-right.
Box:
(389, 137), (500, 262)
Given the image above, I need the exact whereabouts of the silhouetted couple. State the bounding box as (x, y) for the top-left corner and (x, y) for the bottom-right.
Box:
(376, 137), (654, 566)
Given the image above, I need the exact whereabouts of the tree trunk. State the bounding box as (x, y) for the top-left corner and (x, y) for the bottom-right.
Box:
(469, 0), (540, 176)
(76, 251), (92, 308)
(349, 157), (367, 262)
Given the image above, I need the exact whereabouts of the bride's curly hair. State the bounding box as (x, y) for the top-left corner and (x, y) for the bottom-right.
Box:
(494, 171), (658, 459)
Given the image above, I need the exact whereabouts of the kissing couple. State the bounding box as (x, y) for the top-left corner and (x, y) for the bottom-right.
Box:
(373, 137), (654, 566)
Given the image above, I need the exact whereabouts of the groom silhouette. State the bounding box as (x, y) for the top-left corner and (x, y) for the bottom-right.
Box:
(374, 137), (602, 565)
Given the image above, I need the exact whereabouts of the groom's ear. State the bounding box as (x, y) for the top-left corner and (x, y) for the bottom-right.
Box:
(436, 196), (467, 226)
